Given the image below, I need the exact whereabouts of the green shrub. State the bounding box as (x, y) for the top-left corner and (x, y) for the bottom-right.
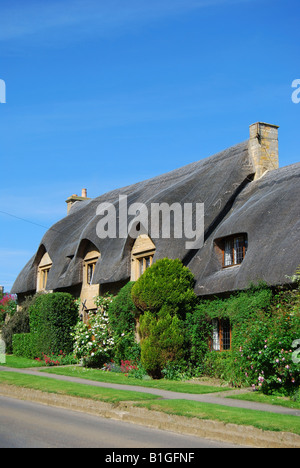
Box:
(1, 307), (30, 354)
(107, 282), (139, 362)
(203, 350), (233, 381)
(179, 282), (300, 393)
(231, 289), (300, 394)
(29, 292), (78, 358)
(185, 305), (212, 371)
(198, 284), (300, 394)
(194, 284), (273, 325)
(139, 308), (186, 379)
(12, 333), (34, 359)
(161, 361), (190, 380)
(131, 258), (197, 319)
(131, 259), (196, 379)
(2, 293), (46, 355)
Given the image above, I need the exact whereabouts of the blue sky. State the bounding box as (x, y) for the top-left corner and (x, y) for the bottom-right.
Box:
(0, 0), (299, 292)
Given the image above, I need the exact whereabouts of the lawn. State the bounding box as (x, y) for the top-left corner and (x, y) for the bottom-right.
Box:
(227, 391), (300, 410)
(1, 355), (45, 368)
(41, 365), (231, 395)
(135, 399), (300, 436)
(2, 356), (300, 411)
(0, 371), (160, 404)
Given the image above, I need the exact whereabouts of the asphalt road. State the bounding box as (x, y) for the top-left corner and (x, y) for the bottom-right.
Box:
(0, 395), (243, 449)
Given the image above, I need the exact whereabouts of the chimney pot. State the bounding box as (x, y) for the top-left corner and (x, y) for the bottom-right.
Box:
(66, 189), (90, 215)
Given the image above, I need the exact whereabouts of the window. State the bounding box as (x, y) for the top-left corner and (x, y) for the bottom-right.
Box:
(79, 245), (101, 322)
(211, 318), (231, 351)
(87, 261), (96, 285)
(40, 267), (50, 290)
(221, 319), (231, 350)
(131, 235), (156, 281)
(83, 251), (100, 286)
(215, 234), (248, 268)
(138, 255), (154, 278)
(37, 252), (52, 292)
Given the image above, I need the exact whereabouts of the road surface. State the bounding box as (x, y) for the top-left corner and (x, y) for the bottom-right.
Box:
(0, 395), (243, 449)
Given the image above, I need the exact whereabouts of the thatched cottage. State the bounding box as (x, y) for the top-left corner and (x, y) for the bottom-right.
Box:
(12, 122), (300, 334)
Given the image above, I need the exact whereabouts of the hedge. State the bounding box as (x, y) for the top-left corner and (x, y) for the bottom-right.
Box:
(12, 333), (35, 359)
(1, 307), (30, 354)
(28, 292), (78, 358)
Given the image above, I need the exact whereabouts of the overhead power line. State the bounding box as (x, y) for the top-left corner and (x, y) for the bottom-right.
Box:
(0, 210), (63, 234)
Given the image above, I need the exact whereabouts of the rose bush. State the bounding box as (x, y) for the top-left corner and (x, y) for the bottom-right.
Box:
(231, 291), (300, 395)
(72, 295), (115, 368)
(0, 294), (17, 325)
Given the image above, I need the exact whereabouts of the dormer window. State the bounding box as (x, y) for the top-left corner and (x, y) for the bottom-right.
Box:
(215, 234), (248, 268)
(79, 243), (101, 321)
(37, 252), (53, 292)
(87, 261), (96, 285)
(138, 255), (153, 277)
(224, 235), (247, 267)
(131, 235), (156, 281)
(41, 267), (50, 290)
(83, 250), (100, 286)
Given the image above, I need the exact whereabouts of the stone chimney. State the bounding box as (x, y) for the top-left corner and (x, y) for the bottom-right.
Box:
(249, 122), (279, 180)
(66, 188), (90, 215)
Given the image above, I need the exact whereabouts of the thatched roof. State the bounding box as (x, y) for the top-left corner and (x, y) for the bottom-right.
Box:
(11, 138), (300, 296)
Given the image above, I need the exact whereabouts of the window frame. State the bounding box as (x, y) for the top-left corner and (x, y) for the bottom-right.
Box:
(136, 253), (154, 279)
(86, 262), (97, 285)
(215, 233), (248, 269)
(40, 266), (51, 290)
(130, 235), (156, 281)
(37, 251), (53, 292)
(211, 318), (232, 351)
(79, 245), (101, 322)
(83, 254), (99, 286)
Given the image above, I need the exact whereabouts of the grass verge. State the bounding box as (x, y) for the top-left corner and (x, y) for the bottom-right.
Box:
(227, 391), (300, 410)
(41, 366), (231, 395)
(0, 370), (299, 436)
(135, 399), (300, 436)
(1, 355), (45, 368)
(3, 357), (299, 412)
(0, 371), (160, 404)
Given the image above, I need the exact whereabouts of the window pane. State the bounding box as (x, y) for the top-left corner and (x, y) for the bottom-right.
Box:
(224, 239), (233, 266)
(221, 319), (231, 350)
(139, 259), (144, 277)
(234, 237), (244, 264)
(87, 263), (95, 284)
(42, 270), (48, 289)
(145, 256), (151, 269)
(212, 319), (220, 351)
